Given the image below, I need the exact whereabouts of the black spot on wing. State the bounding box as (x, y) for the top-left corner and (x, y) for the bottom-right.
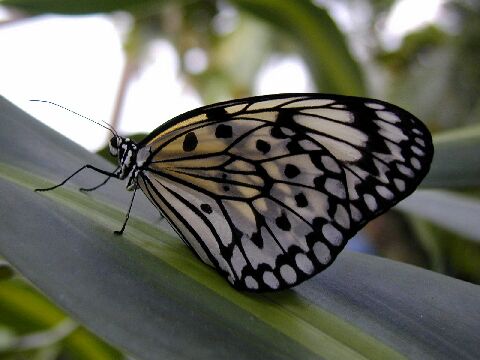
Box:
(200, 203), (213, 214)
(270, 126), (288, 139)
(275, 212), (291, 231)
(205, 107), (228, 120)
(284, 164), (300, 179)
(215, 124), (233, 138)
(183, 132), (198, 152)
(294, 192), (308, 208)
(250, 231), (263, 248)
(256, 139), (271, 154)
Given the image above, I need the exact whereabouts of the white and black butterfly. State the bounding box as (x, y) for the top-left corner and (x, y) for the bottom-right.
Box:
(36, 94), (433, 292)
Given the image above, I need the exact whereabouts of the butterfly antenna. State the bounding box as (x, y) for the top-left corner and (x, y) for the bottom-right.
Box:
(29, 99), (118, 137)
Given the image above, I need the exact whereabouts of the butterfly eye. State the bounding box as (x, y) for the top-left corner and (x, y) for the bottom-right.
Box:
(109, 137), (119, 156)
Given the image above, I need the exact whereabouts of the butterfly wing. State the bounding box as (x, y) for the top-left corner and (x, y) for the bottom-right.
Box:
(136, 94), (433, 291)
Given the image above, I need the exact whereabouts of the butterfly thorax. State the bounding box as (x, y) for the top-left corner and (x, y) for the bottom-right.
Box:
(109, 136), (141, 190)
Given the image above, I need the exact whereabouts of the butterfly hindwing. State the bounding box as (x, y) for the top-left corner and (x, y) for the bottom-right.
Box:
(135, 94), (433, 291)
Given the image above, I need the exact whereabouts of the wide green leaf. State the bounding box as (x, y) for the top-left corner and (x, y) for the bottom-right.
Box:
(397, 190), (480, 243)
(1, 96), (479, 359)
(422, 124), (480, 188)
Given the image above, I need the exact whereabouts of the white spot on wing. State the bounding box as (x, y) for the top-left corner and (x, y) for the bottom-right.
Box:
(345, 171), (361, 200)
(415, 137), (425, 147)
(231, 245), (247, 279)
(245, 276), (258, 290)
(376, 185), (394, 200)
(364, 194), (378, 211)
(263, 271), (279, 289)
(280, 264), (297, 284)
(313, 242), (331, 264)
(281, 127), (295, 136)
(376, 110), (401, 123)
(411, 157), (421, 170)
(295, 253), (314, 274)
(309, 133), (363, 162)
(324, 178), (346, 199)
(298, 139), (321, 151)
(374, 120), (408, 142)
(394, 178), (406, 192)
(334, 204), (350, 229)
(365, 102), (385, 110)
(322, 156), (341, 173)
(412, 146), (425, 156)
(397, 164), (414, 177)
(350, 204), (362, 222)
(322, 224), (343, 246)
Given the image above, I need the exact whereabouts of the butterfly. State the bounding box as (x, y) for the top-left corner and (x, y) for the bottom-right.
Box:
(35, 94), (433, 292)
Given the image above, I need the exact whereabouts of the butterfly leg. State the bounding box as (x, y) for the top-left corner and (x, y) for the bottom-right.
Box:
(79, 176), (112, 192)
(114, 186), (137, 235)
(79, 165), (120, 192)
(35, 165), (118, 192)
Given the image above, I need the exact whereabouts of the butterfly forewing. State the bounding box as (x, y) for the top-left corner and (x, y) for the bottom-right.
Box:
(135, 94), (433, 291)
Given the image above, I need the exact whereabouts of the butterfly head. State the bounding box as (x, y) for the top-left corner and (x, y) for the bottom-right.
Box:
(108, 135), (124, 157)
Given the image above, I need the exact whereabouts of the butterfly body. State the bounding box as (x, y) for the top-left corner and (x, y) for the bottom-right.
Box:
(37, 94), (433, 292)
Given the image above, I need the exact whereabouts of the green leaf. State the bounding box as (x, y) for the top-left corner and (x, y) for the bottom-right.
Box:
(1, 96), (479, 359)
(0, 280), (121, 359)
(395, 125), (480, 244)
(0, 261), (14, 280)
(232, 0), (366, 95)
(0, 0), (158, 14)
(398, 190), (480, 243)
(423, 124), (480, 188)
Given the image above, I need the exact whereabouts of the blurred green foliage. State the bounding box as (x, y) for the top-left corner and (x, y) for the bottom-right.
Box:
(1, 0), (479, 358)
(0, 275), (122, 359)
